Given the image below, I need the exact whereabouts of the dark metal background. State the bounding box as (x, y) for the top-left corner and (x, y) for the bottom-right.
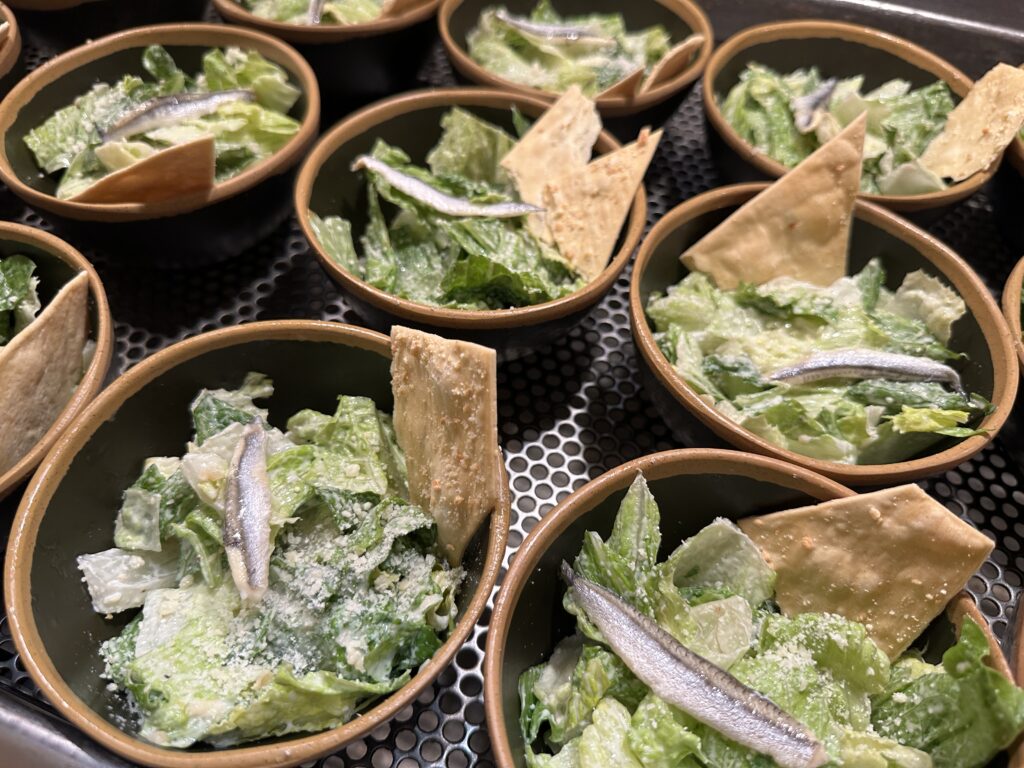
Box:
(0, 1), (1023, 766)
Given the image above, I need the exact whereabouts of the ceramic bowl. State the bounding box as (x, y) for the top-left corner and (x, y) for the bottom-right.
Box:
(0, 23), (320, 266)
(4, 320), (510, 768)
(629, 183), (1018, 486)
(295, 87), (646, 358)
(0, 3), (24, 99)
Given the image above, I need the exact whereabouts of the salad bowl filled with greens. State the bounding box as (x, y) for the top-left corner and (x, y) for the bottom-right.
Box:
(296, 87), (652, 356)
(703, 20), (995, 217)
(439, 0), (713, 136)
(484, 447), (1024, 768)
(0, 23), (320, 266)
(4, 320), (509, 768)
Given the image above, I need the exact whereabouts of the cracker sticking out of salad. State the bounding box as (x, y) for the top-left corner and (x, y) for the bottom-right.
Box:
(308, 88), (659, 311)
(682, 113), (865, 289)
(522, 473), (1024, 768)
(0, 267), (89, 474)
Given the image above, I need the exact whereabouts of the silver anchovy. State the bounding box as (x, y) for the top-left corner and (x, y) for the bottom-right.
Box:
(223, 421), (273, 602)
(352, 155), (544, 218)
(769, 348), (964, 393)
(494, 9), (613, 44)
(791, 78), (837, 133)
(102, 90), (257, 143)
(308, 0), (325, 24)
(564, 564), (829, 768)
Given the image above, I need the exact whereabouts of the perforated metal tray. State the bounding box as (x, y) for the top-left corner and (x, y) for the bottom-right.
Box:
(1, 2), (1024, 766)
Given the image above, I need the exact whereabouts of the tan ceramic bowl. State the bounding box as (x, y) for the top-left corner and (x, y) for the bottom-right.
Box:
(703, 20), (987, 215)
(629, 183), (1019, 486)
(1003, 256), (1024, 371)
(438, 0), (713, 126)
(0, 223), (112, 501)
(484, 447), (1016, 768)
(295, 87), (646, 355)
(4, 320), (510, 768)
(0, 24), (320, 263)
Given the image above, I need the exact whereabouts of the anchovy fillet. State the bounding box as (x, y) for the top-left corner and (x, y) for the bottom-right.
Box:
(102, 90), (256, 143)
(223, 421), (273, 602)
(791, 78), (837, 133)
(493, 9), (613, 43)
(352, 155), (544, 218)
(308, 0), (326, 24)
(564, 564), (829, 768)
(769, 348), (963, 392)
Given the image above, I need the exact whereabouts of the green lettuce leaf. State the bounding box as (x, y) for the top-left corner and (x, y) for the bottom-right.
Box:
(627, 693), (703, 768)
(577, 698), (643, 768)
(0, 254), (39, 345)
(426, 107), (516, 189)
(309, 212), (359, 274)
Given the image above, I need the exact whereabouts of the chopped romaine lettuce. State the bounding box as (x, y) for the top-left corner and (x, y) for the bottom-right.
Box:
(237, 0), (384, 24)
(646, 259), (989, 465)
(24, 45), (301, 200)
(467, 0), (671, 98)
(720, 63), (955, 194)
(0, 254), (40, 346)
(80, 372), (462, 747)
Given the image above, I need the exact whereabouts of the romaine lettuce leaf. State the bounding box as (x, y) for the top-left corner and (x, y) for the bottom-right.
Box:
(577, 698), (643, 768)
(239, 0), (383, 24)
(0, 254), (40, 345)
(627, 693), (703, 768)
(78, 546), (180, 614)
(426, 106), (516, 189)
(308, 212), (359, 274)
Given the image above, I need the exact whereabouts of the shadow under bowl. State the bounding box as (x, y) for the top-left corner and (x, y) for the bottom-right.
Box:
(0, 23), (320, 268)
(629, 183), (1018, 486)
(703, 20), (987, 223)
(4, 320), (510, 768)
(295, 87), (646, 359)
(438, 0), (714, 141)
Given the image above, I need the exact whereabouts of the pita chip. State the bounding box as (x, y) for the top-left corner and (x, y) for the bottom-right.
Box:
(920, 63), (1024, 182)
(0, 271), (89, 474)
(738, 484), (994, 659)
(500, 86), (601, 240)
(390, 326), (501, 565)
(543, 127), (661, 282)
(597, 66), (645, 100)
(682, 112), (866, 289)
(640, 34), (705, 94)
(70, 135), (215, 205)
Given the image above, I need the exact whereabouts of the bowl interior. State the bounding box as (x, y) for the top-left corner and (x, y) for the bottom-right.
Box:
(6, 43), (312, 198)
(635, 202), (996, 458)
(1, 236), (97, 326)
(445, 0), (695, 74)
(27, 336), (490, 751)
(498, 465), (841, 764)
(710, 33), (967, 103)
(307, 98), (631, 259)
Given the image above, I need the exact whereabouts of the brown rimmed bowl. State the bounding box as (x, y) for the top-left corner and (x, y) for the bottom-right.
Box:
(0, 23), (320, 267)
(1002, 255), (1024, 373)
(438, 0), (713, 140)
(5, 0), (206, 49)
(703, 20), (986, 220)
(629, 183), (1019, 486)
(0, 3), (24, 99)
(295, 87), (646, 358)
(483, 447), (1018, 768)
(0, 222), (112, 501)
(213, 0), (443, 121)
(4, 319), (511, 768)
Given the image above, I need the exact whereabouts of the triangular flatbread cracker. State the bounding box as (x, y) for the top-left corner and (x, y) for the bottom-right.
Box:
(0, 271), (89, 474)
(597, 66), (645, 100)
(390, 326), (501, 565)
(500, 86), (601, 240)
(70, 136), (215, 205)
(738, 484), (994, 659)
(682, 113), (866, 289)
(920, 63), (1024, 182)
(543, 127), (661, 282)
(640, 34), (705, 94)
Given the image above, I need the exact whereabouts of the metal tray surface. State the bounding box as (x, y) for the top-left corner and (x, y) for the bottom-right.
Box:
(1, 2), (1024, 766)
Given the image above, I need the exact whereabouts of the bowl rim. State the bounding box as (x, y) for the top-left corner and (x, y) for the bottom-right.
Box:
(483, 446), (855, 768)
(702, 19), (993, 213)
(628, 182), (1020, 485)
(294, 86), (646, 331)
(1002, 255), (1024, 372)
(0, 22), (321, 223)
(212, 0), (441, 43)
(0, 2), (22, 80)
(0, 222), (113, 500)
(437, 0), (714, 117)
(3, 319), (511, 768)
